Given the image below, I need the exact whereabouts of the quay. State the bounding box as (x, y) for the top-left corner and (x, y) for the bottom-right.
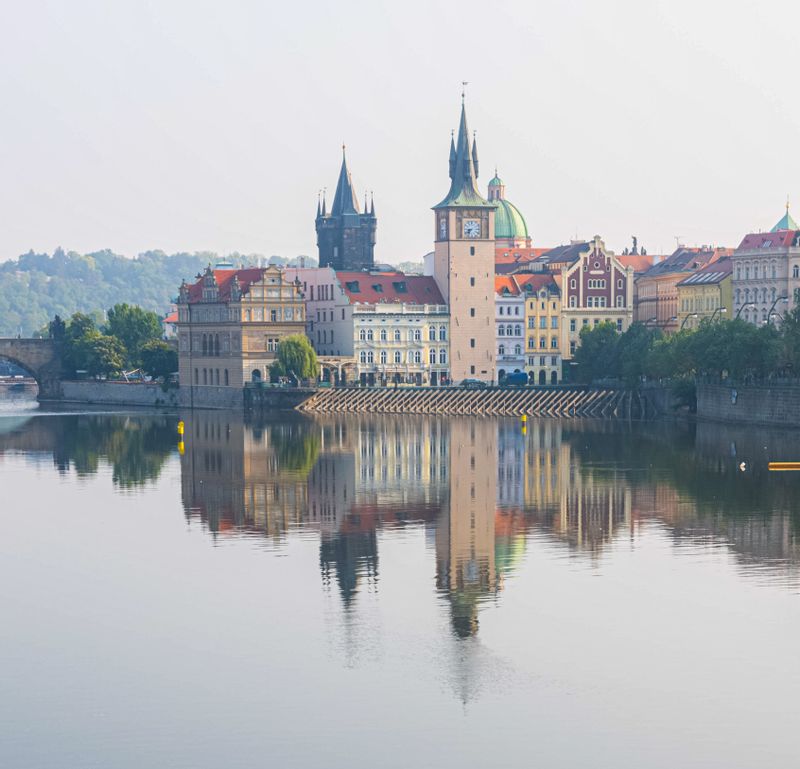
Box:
(297, 385), (630, 418)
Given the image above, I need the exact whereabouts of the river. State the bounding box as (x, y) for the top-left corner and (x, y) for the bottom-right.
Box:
(1, 400), (799, 768)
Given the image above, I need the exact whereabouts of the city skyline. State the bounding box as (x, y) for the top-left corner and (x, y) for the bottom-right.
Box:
(2, 1), (800, 264)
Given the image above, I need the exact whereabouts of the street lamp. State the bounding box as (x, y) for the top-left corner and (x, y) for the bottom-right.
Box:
(709, 306), (727, 322)
(735, 302), (756, 319)
(680, 313), (699, 331)
(767, 296), (789, 324)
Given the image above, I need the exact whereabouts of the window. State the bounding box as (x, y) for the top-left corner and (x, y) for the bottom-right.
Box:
(515, 325), (522, 336)
(551, 336), (558, 349)
(551, 356), (558, 366)
(367, 329), (374, 341)
(413, 350), (422, 364)
(616, 319), (623, 332)
(616, 295), (623, 307)
(583, 319), (589, 327)
(381, 351), (387, 364)
(414, 329), (421, 342)
(470, 277), (475, 287)
(194, 368), (199, 385)
(540, 356), (546, 366)
(367, 351), (374, 364)
(470, 247), (475, 256)
(360, 351), (367, 363)
(617, 278), (623, 289)
(429, 348), (436, 364)
(570, 319), (576, 332)
(499, 326), (505, 336)
(224, 369), (229, 386)
(360, 329), (366, 341)
(540, 336), (546, 349)
(569, 296), (577, 308)
(203, 368), (207, 385)
(470, 365), (476, 374)
(429, 326), (436, 341)
(439, 326), (446, 341)
(439, 349), (447, 364)
(394, 329), (401, 342)
(570, 340), (577, 354)
(270, 309), (277, 322)
(570, 278), (576, 289)
(514, 344), (522, 355)
(470, 308), (475, 317)
(394, 351), (402, 364)
(528, 317), (535, 329)
(470, 338), (476, 348)
(528, 337), (535, 349)
(499, 344), (506, 356)
(381, 329), (387, 341)
(794, 265), (799, 278)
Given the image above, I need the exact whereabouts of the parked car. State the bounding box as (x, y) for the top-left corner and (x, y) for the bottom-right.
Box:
(502, 371), (528, 387)
(460, 378), (488, 389)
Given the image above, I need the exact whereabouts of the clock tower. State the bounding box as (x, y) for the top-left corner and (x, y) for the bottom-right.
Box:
(432, 97), (497, 384)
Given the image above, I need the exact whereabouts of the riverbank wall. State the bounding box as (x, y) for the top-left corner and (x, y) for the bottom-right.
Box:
(696, 383), (800, 428)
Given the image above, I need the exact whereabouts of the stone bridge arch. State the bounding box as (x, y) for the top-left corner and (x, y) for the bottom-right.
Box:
(0, 339), (63, 399)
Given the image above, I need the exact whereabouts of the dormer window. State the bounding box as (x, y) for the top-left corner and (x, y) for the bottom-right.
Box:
(392, 281), (408, 293)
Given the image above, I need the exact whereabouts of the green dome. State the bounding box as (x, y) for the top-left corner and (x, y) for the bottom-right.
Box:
(489, 174), (503, 187)
(494, 198), (529, 240)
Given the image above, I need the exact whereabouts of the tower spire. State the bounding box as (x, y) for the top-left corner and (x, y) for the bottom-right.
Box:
(331, 144), (359, 216)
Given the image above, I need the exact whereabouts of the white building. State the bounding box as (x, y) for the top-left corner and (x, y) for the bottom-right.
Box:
(494, 276), (526, 382)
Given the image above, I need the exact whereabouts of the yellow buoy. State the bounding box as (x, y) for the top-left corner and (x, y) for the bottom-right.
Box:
(177, 420), (185, 436)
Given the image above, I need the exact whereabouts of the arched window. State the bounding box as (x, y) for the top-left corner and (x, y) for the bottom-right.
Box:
(570, 278), (576, 289)
(215, 335), (220, 356)
(394, 329), (401, 342)
(569, 296), (577, 308)
(528, 337), (535, 349)
(514, 344), (522, 355)
(380, 350), (387, 364)
(515, 325), (522, 336)
(505, 324), (513, 336)
(771, 288), (777, 301)
(194, 368), (199, 385)
(429, 348), (436, 364)
(794, 265), (799, 278)
(360, 329), (366, 341)
(367, 329), (374, 341)
(540, 336), (546, 349)
(360, 351), (367, 363)
(215, 369), (220, 386)
(394, 351), (402, 364)
(745, 266), (750, 279)
(202, 334), (207, 356)
(203, 368), (207, 385)
(413, 351), (421, 364)
(367, 351), (374, 364)
(381, 329), (387, 341)
(414, 329), (421, 342)
(772, 263), (777, 279)
(428, 326), (436, 341)
(499, 344), (506, 356)
(439, 326), (446, 341)
(439, 349), (447, 364)
(245, 309), (251, 322)
(499, 326), (505, 336)
(224, 369), (229, 386)
(744, 288), (750, 302)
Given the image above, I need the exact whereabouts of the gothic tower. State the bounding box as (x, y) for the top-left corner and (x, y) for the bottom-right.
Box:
(316, 147), (377, 271)
(432, 97), (497, 383)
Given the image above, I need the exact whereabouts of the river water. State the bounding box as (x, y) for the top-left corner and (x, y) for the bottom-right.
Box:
(1, 398), (800, 768)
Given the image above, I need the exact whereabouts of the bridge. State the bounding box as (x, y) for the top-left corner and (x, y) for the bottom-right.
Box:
(0, 339), (63, 399)
(298, 385), (633, 418)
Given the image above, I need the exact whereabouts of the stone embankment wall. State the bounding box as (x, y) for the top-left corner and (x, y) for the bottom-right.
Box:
(697, 383), (800, 428)
(58, 381), (181, 408)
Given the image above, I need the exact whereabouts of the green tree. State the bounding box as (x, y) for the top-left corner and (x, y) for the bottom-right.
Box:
(270, 334), (318, 383)
(62, 312), (98, 374)
(573, 322), (620, 383)
(140, 340), (178, 381)
(105, 303), (162, 368)
(85, 335), (125, 378)
(618, 322), (660, 387)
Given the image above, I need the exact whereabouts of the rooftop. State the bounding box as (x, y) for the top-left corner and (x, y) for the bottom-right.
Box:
(676, 257), (733, 287)
(336, 271), (445, 305)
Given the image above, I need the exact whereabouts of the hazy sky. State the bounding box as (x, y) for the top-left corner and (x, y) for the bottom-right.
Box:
(1, 0), (799, 264)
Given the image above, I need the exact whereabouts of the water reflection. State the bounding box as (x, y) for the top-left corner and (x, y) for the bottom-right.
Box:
(3, 409), (799, 631)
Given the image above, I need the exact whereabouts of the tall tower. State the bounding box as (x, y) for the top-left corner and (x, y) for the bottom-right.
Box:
(432, 97), (497, 383)
(316, 147), (377, 271)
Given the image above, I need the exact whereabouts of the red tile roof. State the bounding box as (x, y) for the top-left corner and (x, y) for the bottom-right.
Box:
(494, 275), (521, 295)
(336, 271), (445, 305)
(515, 273), (561, 294)
(495, 247), (550, 264)
(737, 230), (800, 251)
(617, 254), (656, 273)
(163, 311), (178, 324)
(185, 268), (267, 303)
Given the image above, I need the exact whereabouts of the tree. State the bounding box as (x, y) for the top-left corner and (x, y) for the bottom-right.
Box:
(573, 322), (620, 383)
(618, 322), (660, 387)
(84, 335), (125, 378)
(105, 303), (162, 368)
(62, 312), (98, 374)
(140, 340), (178, 381)
(270, 334), (318, 383)
(48, 315), (66, 340)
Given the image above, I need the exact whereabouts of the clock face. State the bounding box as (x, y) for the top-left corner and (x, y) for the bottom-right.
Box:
(463, 219), (481, 238)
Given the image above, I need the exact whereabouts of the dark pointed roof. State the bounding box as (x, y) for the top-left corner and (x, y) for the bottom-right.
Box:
(331, 146), (360, 216)
(434, 100), (492, 209)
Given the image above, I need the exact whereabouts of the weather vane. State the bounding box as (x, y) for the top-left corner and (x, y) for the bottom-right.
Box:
(461, 80), (469, 100)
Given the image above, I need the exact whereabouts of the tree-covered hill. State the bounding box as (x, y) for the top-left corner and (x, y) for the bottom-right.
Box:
(0, 248), (316, 337)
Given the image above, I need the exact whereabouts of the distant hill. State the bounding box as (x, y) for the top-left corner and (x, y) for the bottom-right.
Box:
(0, 249), (316, 337)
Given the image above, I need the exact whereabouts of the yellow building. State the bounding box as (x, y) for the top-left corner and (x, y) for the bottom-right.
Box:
(676, 257), (733, 331)
(177, 265), (306, 396)
(515, 273), (562, 385)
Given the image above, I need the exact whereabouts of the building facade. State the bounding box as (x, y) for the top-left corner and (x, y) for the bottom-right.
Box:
(516, 273), (562, 384)
(676, 257), (733, 330)
(432, 99), (497, 383)
(176, 266), (306, 390)
(494, 277), (526, 382)
(315, 148), (377, 272)
(731, 211), (800, 326)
